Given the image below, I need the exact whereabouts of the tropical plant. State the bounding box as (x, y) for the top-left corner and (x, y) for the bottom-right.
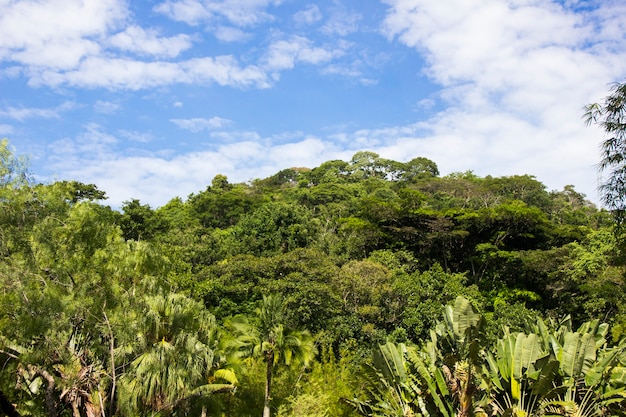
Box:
(117, 291), (235, 416)
(346, 296), (488, 417)
(584, 82), (626, 222)
(229, 294), (316, 417)
(345, 342), (419, 417)
(347, 297), (626, 417)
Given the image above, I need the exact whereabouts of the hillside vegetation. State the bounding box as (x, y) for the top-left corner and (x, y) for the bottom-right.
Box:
(1, 140), (626, 417)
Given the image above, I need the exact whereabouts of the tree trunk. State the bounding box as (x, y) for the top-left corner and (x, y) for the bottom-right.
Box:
(103, 310), (116, 417)
(29, 366), (58, 417)
(71, 400), (81, 417)
(0, 389), (22, 417)
(263, 351), (274, 417)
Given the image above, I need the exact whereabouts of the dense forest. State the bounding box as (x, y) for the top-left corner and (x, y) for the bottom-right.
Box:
(2, 109), (626, 417)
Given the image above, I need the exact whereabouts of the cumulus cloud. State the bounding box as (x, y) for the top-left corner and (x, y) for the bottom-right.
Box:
(107, 25), (194, 58)
(170, 117), (233, 132)
(377, 0), (626, 201)
(0, 0), (358, 90)
(154, 0), (280, 27)
(294, 4), (322, 25)
(0, 101), (76, 121)
(262, 36), (346, 74)
(0, 0), (126, 69)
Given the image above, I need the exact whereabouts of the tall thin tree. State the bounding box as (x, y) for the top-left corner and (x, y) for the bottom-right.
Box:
(230, 294), (316, 417)
(584, 82), (626, 222)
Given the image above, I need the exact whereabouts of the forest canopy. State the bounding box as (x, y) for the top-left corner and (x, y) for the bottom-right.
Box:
(1, 138), (626, 417)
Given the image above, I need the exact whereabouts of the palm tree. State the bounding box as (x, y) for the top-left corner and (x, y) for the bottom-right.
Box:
(118, 292), (236, 416)
(230, 294), (316, 417)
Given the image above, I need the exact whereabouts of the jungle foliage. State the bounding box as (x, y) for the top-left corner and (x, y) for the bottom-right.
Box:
(1, 139), (626, 417)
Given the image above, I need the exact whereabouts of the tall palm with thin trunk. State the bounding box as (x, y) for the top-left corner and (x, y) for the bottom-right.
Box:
(231, 294), (316, 417)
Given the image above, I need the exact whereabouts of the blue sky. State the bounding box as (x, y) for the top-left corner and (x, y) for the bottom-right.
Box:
(2, 0), (626, 208)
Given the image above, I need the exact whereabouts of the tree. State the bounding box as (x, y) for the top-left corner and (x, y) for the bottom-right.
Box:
(584, 82), (626, 221)
(400, 157), (439, 182)
(230, 295), (316, 417)
(119, 199), (158, 241)
(118, 292), (235, 416)
(0, 138), (30, 188)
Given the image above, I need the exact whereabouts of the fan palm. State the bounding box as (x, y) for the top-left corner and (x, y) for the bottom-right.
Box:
(118, 292), (235, 416)
(230, 294), (316, 417)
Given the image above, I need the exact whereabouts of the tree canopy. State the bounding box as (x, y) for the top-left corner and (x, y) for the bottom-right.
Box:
(1, 139), (625, 417)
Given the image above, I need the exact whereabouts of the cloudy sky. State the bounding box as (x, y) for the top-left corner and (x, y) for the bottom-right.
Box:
(2, 0), (626, 208)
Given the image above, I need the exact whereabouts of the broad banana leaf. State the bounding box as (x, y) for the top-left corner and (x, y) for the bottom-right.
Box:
(495, 333), (549, 401)
(559, 332), (597, 381)
(376, 342), (409, 387)
(513, 333), (543, 380)
(409, 349), (453, 417)
(444, 296), (481, 342)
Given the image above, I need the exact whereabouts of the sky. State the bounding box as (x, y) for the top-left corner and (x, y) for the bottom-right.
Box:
(2, 0), (626, 208)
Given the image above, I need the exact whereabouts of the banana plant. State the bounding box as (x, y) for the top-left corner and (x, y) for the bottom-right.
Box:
(346, 297), (488, 417)
(347, 297), (626, 417)
(485, 329), (561, 416)
(344, 342), (419, 417)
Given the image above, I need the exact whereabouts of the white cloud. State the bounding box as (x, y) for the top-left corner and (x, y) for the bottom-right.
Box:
(214, 26), (252, 42)
(32, 56), (269, 90)
(170, 117), (233, 132)
(209, 130), (262, 142)
(294, 4), (322, 25)
(0, 0), (126, 69)
(0, 101), (76, 121)
(94, 100), (120, 114)
(118, 130), (154, 143)
(321, 6), (362, 36)
(0, 125), (14, 135)
(0, 106), (59, 121)
(377, 0), (626, 203)
(152, 0), (211, 26)
(267, 137), (330, 166)
(0, 0), (353, 91)
(262, 36), (345, 74)
(154, 0), (280, 27)
(47, 123), (118, 170)
(107, 25), (194, 58)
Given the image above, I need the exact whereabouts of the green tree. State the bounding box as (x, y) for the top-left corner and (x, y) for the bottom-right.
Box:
(188, 179), (264, 229)
(119, 198), (158, 241)
(0, 138), (30, 188)
(400, 157), (439, 182)
(230, 295), (316, 417)
(584, 82), (626, 221)
(230, 202), (319, 257)
(118, 291), (235, 416)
